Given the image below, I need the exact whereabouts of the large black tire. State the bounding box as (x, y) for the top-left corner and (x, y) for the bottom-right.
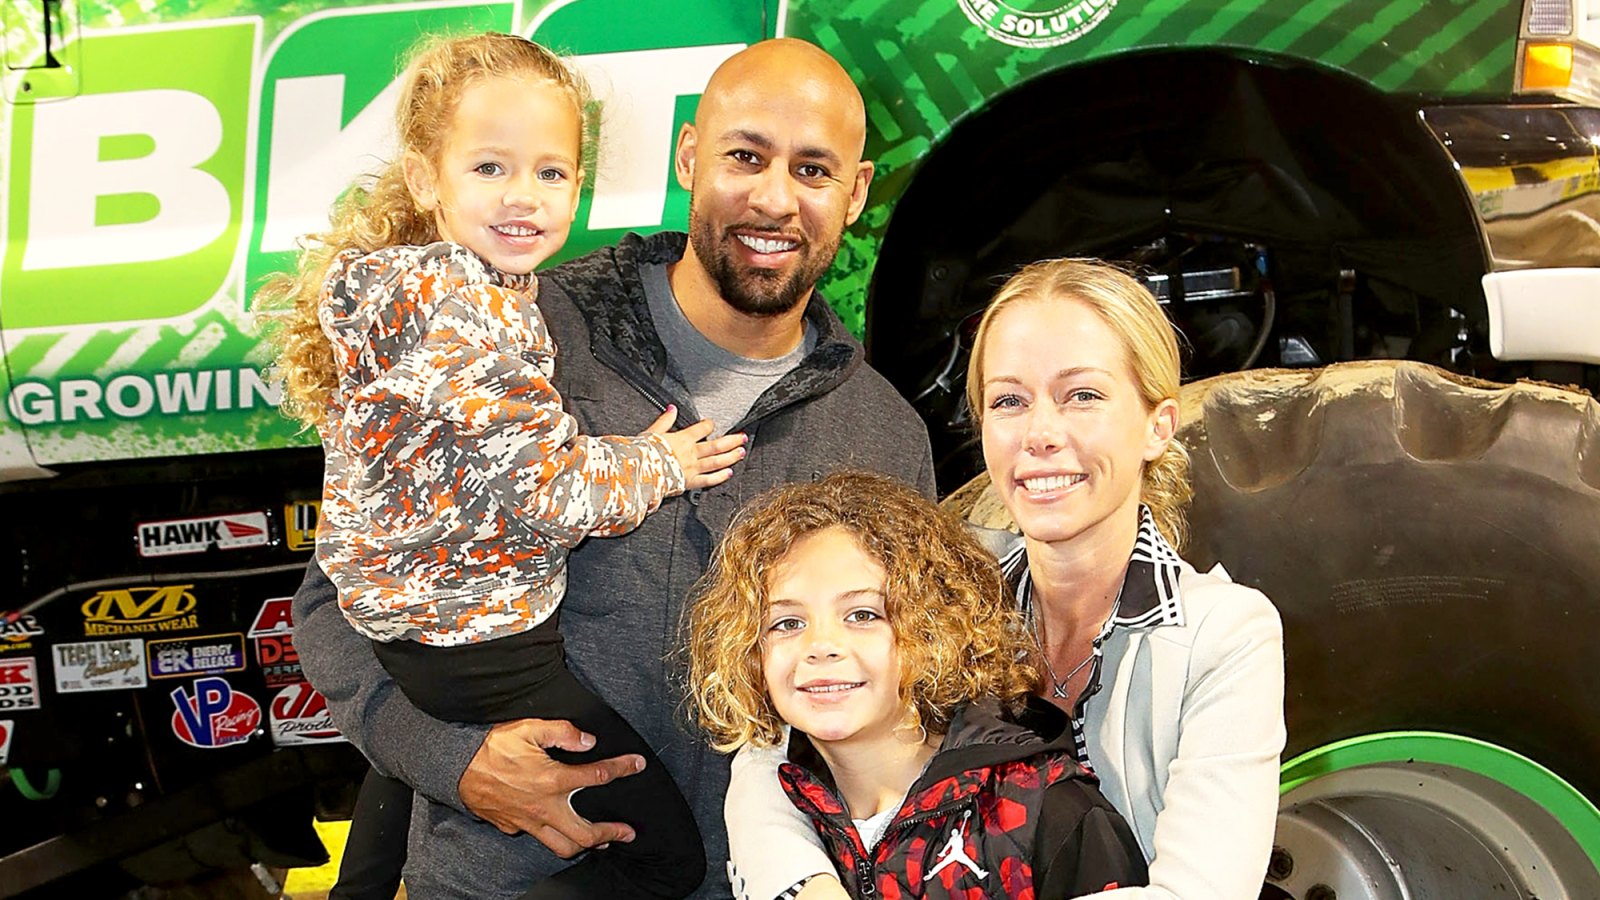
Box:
(947, 360), (1600, 896)
(1177, 361), (1600, 781)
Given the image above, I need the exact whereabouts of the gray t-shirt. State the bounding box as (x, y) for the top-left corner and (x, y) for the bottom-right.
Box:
(642, 261), (816, 437)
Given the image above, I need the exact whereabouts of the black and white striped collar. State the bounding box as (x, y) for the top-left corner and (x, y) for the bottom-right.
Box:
(1000, 506), (1187, 630)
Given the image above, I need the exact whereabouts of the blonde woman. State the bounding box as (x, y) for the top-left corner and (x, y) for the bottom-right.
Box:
(726, 259), (1285, 900)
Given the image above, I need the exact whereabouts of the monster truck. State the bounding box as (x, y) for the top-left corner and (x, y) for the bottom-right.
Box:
(2, 0), (1598, 896)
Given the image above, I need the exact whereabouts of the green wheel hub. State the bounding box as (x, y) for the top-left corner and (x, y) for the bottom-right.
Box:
(1271, 732), (1600, 899)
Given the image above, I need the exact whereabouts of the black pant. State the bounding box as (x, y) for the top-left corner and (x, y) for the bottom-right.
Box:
(371, 616), (706, 900)
(329, 768), (410, 900)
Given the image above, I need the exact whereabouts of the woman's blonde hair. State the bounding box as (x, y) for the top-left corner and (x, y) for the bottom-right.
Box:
(687, 470), (1037, 752)
(258, 32), (593, 429)
(965, 258), (1193, 549)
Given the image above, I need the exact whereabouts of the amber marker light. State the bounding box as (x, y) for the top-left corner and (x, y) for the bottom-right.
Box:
(1524, 42), (1575, 90)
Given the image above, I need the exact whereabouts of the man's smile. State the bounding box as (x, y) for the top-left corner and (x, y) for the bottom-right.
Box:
(735, 233), (801, 254)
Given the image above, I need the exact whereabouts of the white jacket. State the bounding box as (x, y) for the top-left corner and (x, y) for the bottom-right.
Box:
(1086, 561), (1285, 899)
(725, 519), (1285, 900)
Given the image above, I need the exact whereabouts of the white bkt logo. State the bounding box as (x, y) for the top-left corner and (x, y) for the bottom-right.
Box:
(958, 0), (1118, 49)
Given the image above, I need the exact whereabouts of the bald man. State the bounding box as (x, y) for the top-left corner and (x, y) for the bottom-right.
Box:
(291, 38), (933, 900)
(671, 39), (872, 338)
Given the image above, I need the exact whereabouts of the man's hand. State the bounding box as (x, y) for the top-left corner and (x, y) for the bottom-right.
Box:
(457, 718), (645, 858)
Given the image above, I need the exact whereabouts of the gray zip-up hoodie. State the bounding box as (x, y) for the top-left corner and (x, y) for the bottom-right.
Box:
(292, 231), (935, 899)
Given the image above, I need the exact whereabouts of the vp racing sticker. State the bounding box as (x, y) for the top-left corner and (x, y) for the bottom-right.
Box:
(170, 677), (261, 748)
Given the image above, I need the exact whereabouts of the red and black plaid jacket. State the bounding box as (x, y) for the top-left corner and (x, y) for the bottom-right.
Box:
(778, 697), (1148, 899)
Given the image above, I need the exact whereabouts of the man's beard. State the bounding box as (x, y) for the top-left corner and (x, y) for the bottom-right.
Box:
(688, 209), (840, 317)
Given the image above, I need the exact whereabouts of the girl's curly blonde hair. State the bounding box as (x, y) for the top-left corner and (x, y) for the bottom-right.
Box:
(965, 258), (1194, 549)
(257, 32), (593, 430)
(687, 470), (1037, 752)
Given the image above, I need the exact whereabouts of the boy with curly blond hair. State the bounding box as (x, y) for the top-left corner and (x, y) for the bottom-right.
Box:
(687, 471), (1148, 899)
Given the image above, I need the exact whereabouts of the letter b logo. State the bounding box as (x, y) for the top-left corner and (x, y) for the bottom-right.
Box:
(3, 21), (255, 328)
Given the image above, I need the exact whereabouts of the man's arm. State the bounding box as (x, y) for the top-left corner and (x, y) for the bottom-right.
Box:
(292, 561), (484, 806)
(912, 435), (937, 500)
(292, 562), (646, 850)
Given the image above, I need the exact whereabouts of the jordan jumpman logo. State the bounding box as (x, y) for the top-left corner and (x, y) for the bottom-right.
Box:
(923, 809), (988, 882)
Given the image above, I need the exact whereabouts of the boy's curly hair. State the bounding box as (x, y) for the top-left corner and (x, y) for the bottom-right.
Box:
(686, 470), (1037, 752)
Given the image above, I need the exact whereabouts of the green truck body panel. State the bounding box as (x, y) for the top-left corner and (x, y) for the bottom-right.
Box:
(0, 0), (1526, 465)
(785, 0), (1524, 326)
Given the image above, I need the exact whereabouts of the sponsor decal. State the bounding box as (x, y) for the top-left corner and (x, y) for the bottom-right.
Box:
(0, 615), (44, 654)
(0, 719), (11, 764)
(81, 584), (199, 636)
(147, 633), (247, 680)
(255, 633), (303, 687)
(247, 598), (294, 637)
(268, 682), (345, 746)
(0, 658), (41, 711)
(248, 598), (302, 685)
(170, 677), (261, 748)
(285, 501), (319, 551)
(957, 0), (1117, 49)
(137, 512), (270, 558)
(53, 640), (148, 692)
(0, 2), (755, 473)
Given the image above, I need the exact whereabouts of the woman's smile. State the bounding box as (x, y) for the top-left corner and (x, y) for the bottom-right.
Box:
(980, 298), (1168, 549)
(1017, 471), (1089, 496)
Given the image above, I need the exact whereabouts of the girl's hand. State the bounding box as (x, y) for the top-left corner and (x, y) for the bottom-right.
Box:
(646, 405), (747, 490)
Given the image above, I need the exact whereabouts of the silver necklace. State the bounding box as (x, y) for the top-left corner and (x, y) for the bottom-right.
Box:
(1038, 644), (1096, 700)
(1031, 581), (1124, 700)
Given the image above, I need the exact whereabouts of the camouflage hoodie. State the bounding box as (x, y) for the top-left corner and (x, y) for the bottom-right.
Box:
(316, 241), (683, 647)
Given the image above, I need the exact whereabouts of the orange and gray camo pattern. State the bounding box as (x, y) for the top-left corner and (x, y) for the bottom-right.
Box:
(316, 242), (683, 647)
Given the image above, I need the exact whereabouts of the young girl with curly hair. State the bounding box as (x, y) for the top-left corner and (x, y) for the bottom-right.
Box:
(261, 31), (744, 899)
(687, 470), (1147, 899)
